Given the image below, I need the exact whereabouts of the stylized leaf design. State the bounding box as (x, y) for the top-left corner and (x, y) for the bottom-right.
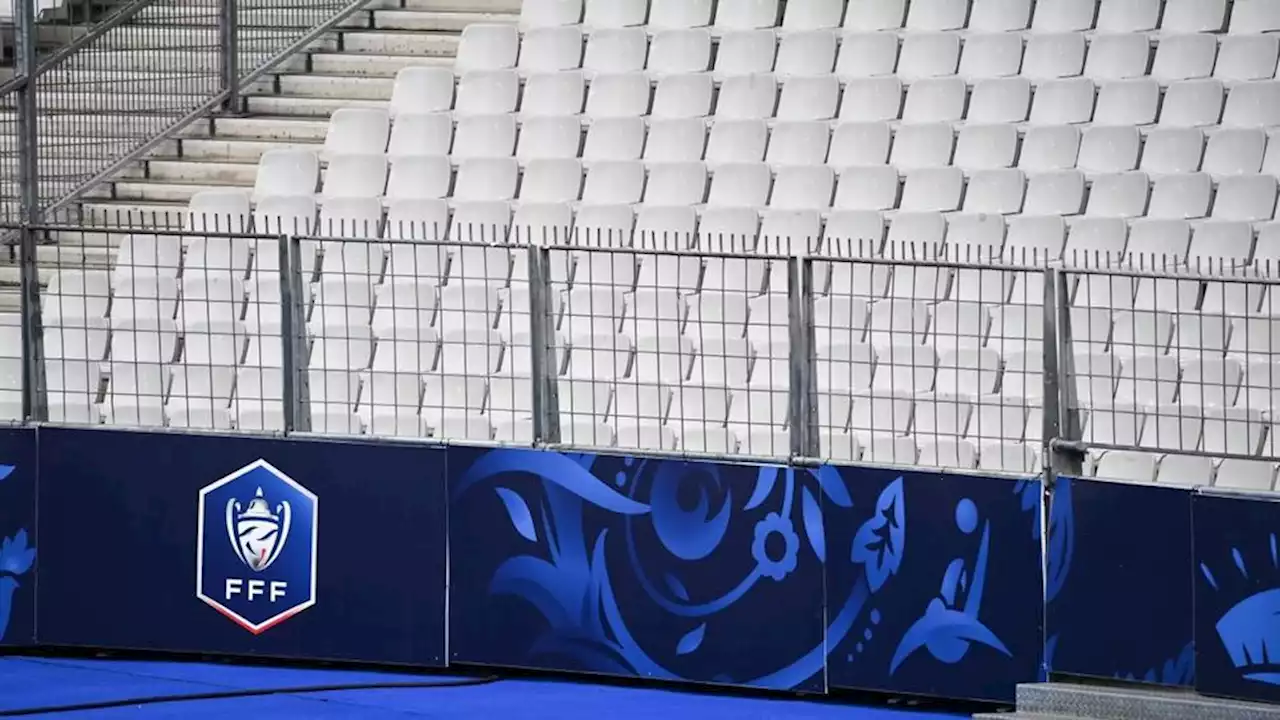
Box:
(664, 573), (690, 601)
(0, 530), (34, 577)
(0, 465), (12, 482)
(676, 623), (706, 656)
(490, 556), (574, 630)
(495, 488), (538, 543)
(801, 487), (825, 563)
(457, 450), (649, 515)
(744, 466), (778, 511)
(815, 465), (853, 508)
(851, 478), (906, 593)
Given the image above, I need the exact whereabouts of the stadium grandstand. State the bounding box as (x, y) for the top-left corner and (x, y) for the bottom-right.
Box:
(6, 1), (1280, 719)
(5, 0), (1280, 487)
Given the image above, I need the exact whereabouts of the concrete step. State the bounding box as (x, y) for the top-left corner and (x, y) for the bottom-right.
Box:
(168, 137), (320, 162)
(0, 113), (210, 138)
(143, 159), (258, 184)
(60, 49), (309, 73)
(1017, 683), (1280, 720)
(94, 25), (342, 51)
(244, 95), (387, 117)
(26, 70), (272, 96)
(132, 8), (372, 29)
(30, 91), (217, 113)
(78, 201), (189, 227)
(0, 137), (181, 160)
(0, 158), (145, 180)
(397, 0), (521, 10)
(339, 30), (459, 56)
(265, 74), (396, 100)
(307, 51), (451, 77)
(208, 116), (329, 141)
(112, 180), (242, 203)
(372, 9), (516, 31)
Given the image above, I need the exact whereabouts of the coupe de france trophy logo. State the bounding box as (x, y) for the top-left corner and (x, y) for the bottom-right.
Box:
(196, 460), (317, 634)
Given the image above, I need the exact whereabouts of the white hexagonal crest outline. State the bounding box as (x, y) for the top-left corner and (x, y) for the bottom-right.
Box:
(195, 459), (318, 634)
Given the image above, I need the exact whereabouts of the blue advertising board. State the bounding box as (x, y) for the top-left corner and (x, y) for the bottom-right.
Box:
(1194, 491), (1280, 704)
(34, 427), (447, 665)
(1044, 477), (1194, 686)
(823, 466), (1043, 702)
(0, 426), (36, 646)
(448, 447), (827, 691)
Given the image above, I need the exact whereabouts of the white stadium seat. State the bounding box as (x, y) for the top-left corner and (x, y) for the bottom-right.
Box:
(109, 0), (1268, 471)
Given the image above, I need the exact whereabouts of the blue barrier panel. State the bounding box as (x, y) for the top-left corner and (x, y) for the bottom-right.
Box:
(0, 426), (36, 647)
(1194, 491), (1280, 703)
(1045, 477), (1194, 686)
(823, 465), (1043, 703)
(449, 446), (826, 691)
(35, 427), (447, 665)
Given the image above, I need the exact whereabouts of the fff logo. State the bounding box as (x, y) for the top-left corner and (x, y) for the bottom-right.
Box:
(196, 460), (318, 634)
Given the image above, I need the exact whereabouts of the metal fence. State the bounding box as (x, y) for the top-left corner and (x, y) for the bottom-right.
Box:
(0, 0), (368, 222)
(13, 218), (1279, 488)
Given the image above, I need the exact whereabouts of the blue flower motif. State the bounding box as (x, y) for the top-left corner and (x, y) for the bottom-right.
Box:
(0, 528), (34, 644)
(0, 529), (34, 578)
(752, 512), (799, 582)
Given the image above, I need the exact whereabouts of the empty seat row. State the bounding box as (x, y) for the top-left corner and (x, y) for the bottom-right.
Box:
(372, 113), (1280, 182)
(464, 24), (1280, 85)
(1091, 450), (1279, 491)
(515, 0), (1280, 35)
(393, 68), (1280, 127)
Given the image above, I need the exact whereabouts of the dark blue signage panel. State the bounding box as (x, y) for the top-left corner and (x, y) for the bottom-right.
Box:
(1194, 491), (1280, 703)
(823, 466), (1043, 702)
(35, 427), (447, 665)
(449, 447), (826, 692)
(1045, 477), (1194, 686)
(0, 427), (36, 646)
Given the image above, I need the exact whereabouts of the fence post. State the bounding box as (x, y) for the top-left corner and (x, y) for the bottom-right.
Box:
(788, 256), (817, 459)
(218, 0), (241, 114)
(278, 234), (309, 434)
(15, 0), (46, 422)
(1043, 266), (1084, 480)
(527, 244), (559, 445)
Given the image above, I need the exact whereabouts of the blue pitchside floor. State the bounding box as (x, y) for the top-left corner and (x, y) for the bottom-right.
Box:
(0, 657), (965, 719)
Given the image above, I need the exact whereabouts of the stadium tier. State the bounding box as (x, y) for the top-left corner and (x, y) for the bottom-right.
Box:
(7, 0), (1280, 490)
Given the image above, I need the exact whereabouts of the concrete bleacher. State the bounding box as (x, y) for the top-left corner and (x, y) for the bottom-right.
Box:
(12, 0), (1280, 491)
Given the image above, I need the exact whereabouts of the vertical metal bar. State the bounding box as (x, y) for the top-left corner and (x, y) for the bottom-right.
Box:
(1045, 267), (1083, 478)
(18, 226), (46, 422)
(219, 0), (242, 114)
(527, 245), (559, 444)
(788, 256), (816, 459)
(279, 234), (308, 433)
(15, 0), (38, 220)
(16, 0), (45, 422)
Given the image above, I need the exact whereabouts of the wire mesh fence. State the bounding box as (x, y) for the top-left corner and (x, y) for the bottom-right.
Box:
(12, 219), (1280, 485)
(1063, 256), (1280, 490)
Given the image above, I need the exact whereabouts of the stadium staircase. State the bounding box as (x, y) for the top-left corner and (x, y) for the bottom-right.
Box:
(0, 0), (519, 320)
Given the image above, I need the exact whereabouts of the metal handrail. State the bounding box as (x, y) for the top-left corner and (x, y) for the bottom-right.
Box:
(0, 0), (159, 95)
(39, 0), (371, 219)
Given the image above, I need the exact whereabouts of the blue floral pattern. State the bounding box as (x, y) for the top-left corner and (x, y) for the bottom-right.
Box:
(453, 450), (1042, 699)
(452, 451), (913, 690)
(752, 512), (799, 582)
(0, 462), (35, 644)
